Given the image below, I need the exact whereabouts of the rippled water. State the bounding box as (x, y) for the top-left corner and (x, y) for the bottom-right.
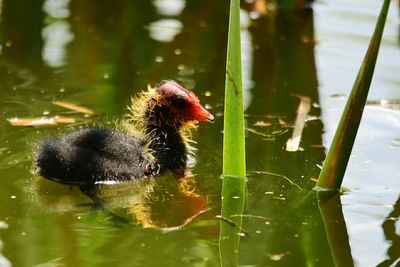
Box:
(0, 0), (399, 266)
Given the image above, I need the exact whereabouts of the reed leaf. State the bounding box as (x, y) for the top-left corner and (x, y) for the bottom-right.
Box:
(316, 0), (391, 191)
(219, 0), (246, 266)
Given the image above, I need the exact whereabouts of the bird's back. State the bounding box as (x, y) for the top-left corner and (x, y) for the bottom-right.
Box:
(36, 128), (154, 184)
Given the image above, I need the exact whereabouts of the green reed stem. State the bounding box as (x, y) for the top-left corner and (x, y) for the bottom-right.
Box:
(316, 0), (391, 191)
(219, 0), (246, 266)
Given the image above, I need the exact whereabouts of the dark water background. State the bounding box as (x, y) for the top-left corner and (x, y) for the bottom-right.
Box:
(0, 0), (399, 266)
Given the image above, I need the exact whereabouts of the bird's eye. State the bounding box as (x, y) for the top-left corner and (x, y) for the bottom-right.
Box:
(170, 97), (189, 109)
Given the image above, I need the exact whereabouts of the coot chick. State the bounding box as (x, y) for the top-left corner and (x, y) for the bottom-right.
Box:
(35, 81), (214, 185)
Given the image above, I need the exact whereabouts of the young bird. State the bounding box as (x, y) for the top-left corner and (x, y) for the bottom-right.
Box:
(35, 81), (214, 185)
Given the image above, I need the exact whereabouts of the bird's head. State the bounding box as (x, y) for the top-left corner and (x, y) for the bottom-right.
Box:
(155, 81), (214, 124)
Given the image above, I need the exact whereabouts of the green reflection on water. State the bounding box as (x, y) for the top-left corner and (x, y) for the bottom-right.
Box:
(0, 1), (327, 267)
(0, 1), (397, 267)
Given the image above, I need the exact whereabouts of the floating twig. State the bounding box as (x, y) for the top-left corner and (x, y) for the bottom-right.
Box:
(53, 101), (97, 115)
(249, 170), (303, 191)
(7, 116), (75, 126)
(286, 95), (311, 152)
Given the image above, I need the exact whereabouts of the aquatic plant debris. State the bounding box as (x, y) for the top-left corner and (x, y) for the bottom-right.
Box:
(249, 171), (303, 191)
(7, 116), (75, 126)
(366, 98), (400, 110)
(246, 126), (289, 139)
(53, 101), (97, 115)
(286, 95), (311, 152)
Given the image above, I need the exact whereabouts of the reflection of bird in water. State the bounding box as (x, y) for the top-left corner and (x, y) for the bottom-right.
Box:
(35, 80), (214, 185)
(30, 173), (209, 229)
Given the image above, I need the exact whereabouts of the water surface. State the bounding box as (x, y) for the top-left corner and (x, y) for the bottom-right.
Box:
(0, 0), (399, 266)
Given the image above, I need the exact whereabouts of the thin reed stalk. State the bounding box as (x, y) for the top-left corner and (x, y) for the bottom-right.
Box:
(316, 0), (391, 191)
